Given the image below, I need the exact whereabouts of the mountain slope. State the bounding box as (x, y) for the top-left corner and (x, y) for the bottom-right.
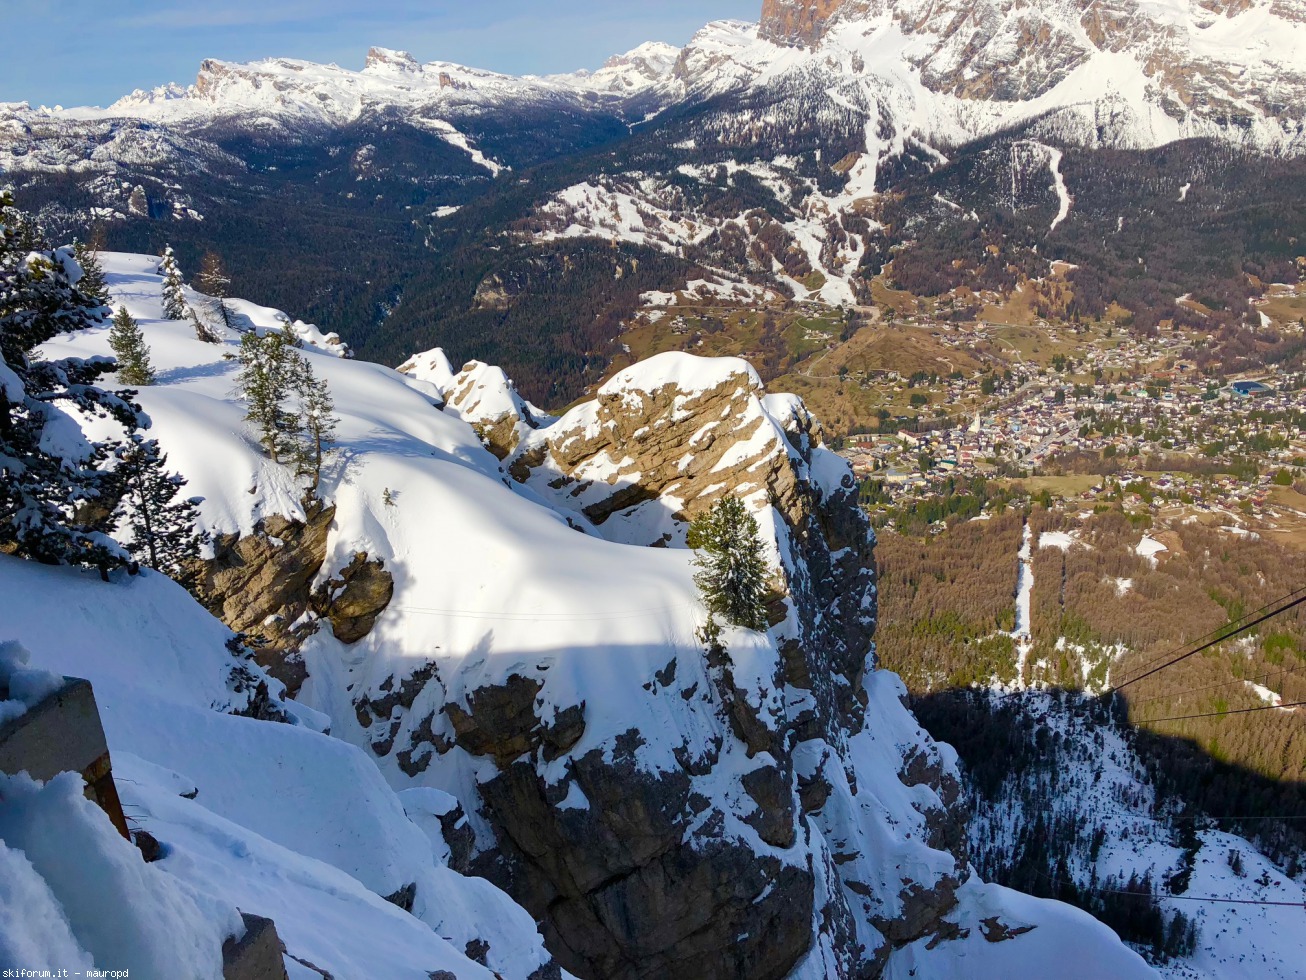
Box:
(18, 249), (1166, 978)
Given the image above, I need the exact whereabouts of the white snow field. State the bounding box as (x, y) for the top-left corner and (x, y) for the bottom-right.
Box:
(0, 556), (557, 980)
(2, 251), (1168, 978)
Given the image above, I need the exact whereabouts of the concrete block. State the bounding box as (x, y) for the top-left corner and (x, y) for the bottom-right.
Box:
(0, 677), (129, 838)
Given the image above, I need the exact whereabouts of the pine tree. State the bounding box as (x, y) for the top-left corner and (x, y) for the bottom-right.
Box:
(0, 191), (140, 571)
(157, 245), (188, 321)
(107, 306), (155, 387)
(194, 250), (230, 297)
(113, 434), (208, 579)
(195, 250), (235, 332)
(235, 330), (301, 462)
(688, 496), (770, 631)
(72, 234), (109, 308)
(290, 356), (338, 494)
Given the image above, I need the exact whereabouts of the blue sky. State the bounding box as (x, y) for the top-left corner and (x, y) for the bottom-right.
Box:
(3, 1), (761, 109)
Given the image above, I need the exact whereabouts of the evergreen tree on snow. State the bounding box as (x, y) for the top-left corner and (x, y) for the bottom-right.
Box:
(157, 245), (187, 321)
(194, 250), (235, 332)
(234, 330), (302, 462)
(291, 357), (338, 494)
(72, 234), (109, 308)
(0, 191), (141, 570)
(688, 496), (770, 631)
(113, 434), (208, 580)
(107, 306), (155, 387)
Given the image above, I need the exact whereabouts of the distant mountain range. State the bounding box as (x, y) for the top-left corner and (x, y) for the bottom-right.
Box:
(3, 0), (1303, 403)
(10, 0), (1305, 155)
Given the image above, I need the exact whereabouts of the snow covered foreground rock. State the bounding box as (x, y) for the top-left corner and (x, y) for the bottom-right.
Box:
(7, 251), (1159, 978)
(0, 560), (562, 979)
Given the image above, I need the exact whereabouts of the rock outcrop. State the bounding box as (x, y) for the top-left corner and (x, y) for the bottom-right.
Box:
(366, 352), (969, 979)
(760, 0), (850, 46)
(400, 356), (551, 460)
(314, 551), (395, 644)
(759, 0), (1306, 126)
(509, 353), (877, 745)
(185, 500), (394, 693)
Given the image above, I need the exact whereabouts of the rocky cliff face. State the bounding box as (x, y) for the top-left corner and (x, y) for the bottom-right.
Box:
(757, 0), (1306, 123)
(185, 499), (394, 695)
(45, 254), (1160, 980)
(760, 0), (850, 45)
(377, 351), (969, 979)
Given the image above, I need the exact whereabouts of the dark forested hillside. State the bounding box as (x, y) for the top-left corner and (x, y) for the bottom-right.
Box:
(880, 135), (1306, 333)
(11, 84), (1306, 409)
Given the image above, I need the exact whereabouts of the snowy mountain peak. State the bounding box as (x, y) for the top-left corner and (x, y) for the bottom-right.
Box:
(34, 43), (679, 132)
(601, 349), (762, 398)
(762, 0), (1306, 48)
(105, 81), (193, 113)
(600, 40), (682, 76)
(751, 0), (1306, 125)
(363, 46), (420, 74)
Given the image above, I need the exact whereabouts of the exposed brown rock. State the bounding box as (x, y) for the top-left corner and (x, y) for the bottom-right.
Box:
(741, 764), (797, 848)
(185, 500), (395, 692)
(472, 274), (512, 311)
(384, 882), (417, 913)
(442, 674), (588, 770)
(473, 746), (814, 980)
(312, 552), (394, 644)
(900, 745), (967, 856)
(444, 674), (544, 766)
(706, 640), (781, 758)
(356, 662), (441, 758)
(872, 877), (961, 947)
(185, 501), (336, 692)
(760, 0), (851, 46)
(798, 769), (833, 813)
(437, 799), (476, 876)
(980, 916), (1037, 943)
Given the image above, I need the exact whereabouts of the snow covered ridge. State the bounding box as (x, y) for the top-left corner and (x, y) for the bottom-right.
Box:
(0, 40), (683, 178)
(103, 43), (680, 123)
(6, 0), (1306, 177)
(746, 0), (1306, 152)
(18, 250), (1160, 977)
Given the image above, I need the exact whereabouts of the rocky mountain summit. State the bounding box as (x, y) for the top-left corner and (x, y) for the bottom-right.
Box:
(754, 0), (1306, 137)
